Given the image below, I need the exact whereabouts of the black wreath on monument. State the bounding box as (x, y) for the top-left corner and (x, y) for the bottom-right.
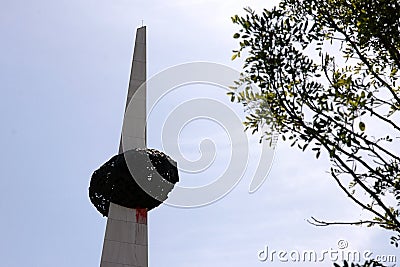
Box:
(89, 148), (179, 217)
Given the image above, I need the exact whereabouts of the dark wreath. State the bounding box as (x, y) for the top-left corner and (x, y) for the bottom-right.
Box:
(89, 148), (179, 217)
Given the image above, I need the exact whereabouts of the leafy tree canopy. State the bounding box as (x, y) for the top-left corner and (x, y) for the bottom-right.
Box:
(230, 0), (400, 247)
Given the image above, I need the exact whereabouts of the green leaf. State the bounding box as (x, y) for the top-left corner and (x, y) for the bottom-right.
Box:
(233, 33), (240, 39)
(227, 92), (235, 102)
(231, 53), (238, 60)
(359, 121), (366, 131)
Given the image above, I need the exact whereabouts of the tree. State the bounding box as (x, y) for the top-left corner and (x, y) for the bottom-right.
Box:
(230, 0), (400, 247)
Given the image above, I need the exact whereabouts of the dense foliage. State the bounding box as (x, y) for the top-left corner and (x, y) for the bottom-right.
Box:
(230, 0), (400, 247)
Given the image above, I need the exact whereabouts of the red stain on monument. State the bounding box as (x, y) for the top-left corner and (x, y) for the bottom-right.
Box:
(136, 208), (148, 224)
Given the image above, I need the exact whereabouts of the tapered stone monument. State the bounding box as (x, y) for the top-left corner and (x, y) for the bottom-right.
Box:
(89, 26), (179, 267)
(100, 26), (147, 267)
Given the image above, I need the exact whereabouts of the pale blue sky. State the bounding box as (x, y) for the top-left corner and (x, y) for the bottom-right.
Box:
(0, 0), (398, 266)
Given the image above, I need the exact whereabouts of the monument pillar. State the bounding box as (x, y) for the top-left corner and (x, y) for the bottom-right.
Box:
(100, 26), (148, 267)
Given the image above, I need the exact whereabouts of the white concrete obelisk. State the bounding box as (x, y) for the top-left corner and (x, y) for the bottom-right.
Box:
(100, 26), (148, 267)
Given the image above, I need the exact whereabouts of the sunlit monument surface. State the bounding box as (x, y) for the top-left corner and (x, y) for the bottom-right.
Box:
(89, 26), (179, 267)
